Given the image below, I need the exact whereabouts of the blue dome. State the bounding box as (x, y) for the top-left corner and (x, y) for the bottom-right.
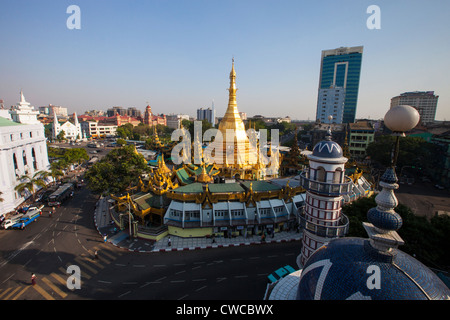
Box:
(312, 140), (343, 159)
(367, 207), (403, 231)
(297, 238), (450, 300)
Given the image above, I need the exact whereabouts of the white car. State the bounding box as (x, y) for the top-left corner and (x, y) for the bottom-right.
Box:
(2, 215), (23, 229)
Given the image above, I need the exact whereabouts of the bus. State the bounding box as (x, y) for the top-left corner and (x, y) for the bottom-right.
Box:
(48, 183), (74, 207)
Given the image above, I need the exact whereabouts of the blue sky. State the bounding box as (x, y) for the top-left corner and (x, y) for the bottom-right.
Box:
(1, 0), (449, 121)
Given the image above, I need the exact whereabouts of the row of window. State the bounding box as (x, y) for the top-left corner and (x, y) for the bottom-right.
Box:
(6, 130), (40, 142)
(169, 206), (286, 219)
(12, 148), (40, 176)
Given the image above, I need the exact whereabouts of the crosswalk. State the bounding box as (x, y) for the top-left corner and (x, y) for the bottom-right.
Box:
(0, 243), (122, 300)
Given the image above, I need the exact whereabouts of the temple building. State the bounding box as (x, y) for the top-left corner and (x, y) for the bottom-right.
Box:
(205, 60), (279, 180)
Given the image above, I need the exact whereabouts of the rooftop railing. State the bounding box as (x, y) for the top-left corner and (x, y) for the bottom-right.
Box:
(299, 170), (353, 196)
(299, 211), (349, 238)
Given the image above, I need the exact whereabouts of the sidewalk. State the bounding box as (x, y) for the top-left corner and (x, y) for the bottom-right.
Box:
(93, 197), (303, 253)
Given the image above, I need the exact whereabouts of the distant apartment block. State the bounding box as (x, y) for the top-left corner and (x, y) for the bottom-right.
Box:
(317, 46), (363, 123)
(39, 104), (68, 117)
(166, 114), (190, 129)
(197, 107), (215, 126)
(390, 91), (438, 125)
(348, 121), (374, 160)
(316, 86), (346, 124)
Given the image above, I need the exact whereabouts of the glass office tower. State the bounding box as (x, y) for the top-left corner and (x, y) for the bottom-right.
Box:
(317, 46), (363, 124)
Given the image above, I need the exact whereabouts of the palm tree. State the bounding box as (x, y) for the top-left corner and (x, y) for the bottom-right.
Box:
(14, 170), (50, 202)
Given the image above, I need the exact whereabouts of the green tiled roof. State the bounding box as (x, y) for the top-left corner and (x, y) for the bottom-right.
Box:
(241, 180), (281, 192)
(176, 168), (194, 184)
(208, 183), (244, 193)
(173, 182), (204, 194)
(131, 192), (169, 209)
(0, 116), (24, 127)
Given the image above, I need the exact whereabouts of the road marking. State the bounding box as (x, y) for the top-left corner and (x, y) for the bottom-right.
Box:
(118, 291), (130, 298)
(1, 273), (15, 285)
(0, 241), (34, 268)
(139, 282), (152, 288)
(192, 279), (206, 282)
(170, 280), (185, 283)
(33, 284), (55, 300)
(234, 275), (248, 278)
(178, 294), (189, 300)
(153, 264), (166, 267)
(175, 270), (186, 275)
(155, 276), (167, 282)
(74, 257), (99, 274)
(51, 273), (67, 286)
(98, 280), (112, 284)
(42, 277), (67, 298)
(133, 265), (145, 268)
(98, 249), (117, 260)
(0, 288), (12, 299)
(3, 287), (21, 300)
(12, 286), (30, 300)
(195, 285), (207, 292)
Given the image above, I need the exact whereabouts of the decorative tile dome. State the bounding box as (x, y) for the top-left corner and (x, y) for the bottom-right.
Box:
(297, 238), (450, 300)
(312, 140), (343, 159)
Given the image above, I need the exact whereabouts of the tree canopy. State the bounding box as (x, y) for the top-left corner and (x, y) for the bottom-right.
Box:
(343, 195), (450, 271)
(84, 145), (149, 195)
(366, 135), (444, 173)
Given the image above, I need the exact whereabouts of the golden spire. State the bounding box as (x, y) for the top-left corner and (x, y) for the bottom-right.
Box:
(227, 57), (238, 114)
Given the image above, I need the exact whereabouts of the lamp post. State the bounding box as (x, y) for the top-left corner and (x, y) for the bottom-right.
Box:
(364, 105), (420, 253)
(383, 105), (420, 168)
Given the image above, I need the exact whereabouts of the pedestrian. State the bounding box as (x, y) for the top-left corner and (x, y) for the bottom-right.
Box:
(168, 236), (171, 247)
(94, 250), (98, 259)
(31, 273), (36, 286)
(212, 234), (216, 244)
(103, 235), (107, 243)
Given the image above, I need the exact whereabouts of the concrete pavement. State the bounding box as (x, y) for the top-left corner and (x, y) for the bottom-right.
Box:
(93, 196), (303, 253)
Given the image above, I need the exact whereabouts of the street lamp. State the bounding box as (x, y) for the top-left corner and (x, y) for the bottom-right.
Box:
(383, 105), (420, 168)
(365, 105), (420, 250)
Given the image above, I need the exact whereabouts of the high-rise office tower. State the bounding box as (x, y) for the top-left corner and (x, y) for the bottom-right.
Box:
(316, 46), (363, 124)
(390, 91), (438, 125)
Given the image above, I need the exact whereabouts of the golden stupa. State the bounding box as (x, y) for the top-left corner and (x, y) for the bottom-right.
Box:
(208, 59), (275, 179)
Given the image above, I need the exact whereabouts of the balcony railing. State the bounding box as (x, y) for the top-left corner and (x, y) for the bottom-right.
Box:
(299, 212), (349, 238)
(299, 171), (353, 196)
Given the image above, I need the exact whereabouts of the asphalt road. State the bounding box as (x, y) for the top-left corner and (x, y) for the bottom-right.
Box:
(0, 185), (301, 301)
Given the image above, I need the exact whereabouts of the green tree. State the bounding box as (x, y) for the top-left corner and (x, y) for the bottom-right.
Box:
(85, 145), (149, 195)
(14, 170), (50, 202)
(56, 130), (66, 142)
(342, 195), (450, 270)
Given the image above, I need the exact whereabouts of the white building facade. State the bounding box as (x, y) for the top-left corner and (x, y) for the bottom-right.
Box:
(0, 92), (50, 216)
(316, 86), (346, 124)
(52, 112), (83, 141)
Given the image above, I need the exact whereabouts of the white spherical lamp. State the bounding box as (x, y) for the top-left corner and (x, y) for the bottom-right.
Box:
(384, 105), (420, 135)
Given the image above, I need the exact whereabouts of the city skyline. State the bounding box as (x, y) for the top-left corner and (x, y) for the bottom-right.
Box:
(1, 0), (450, 121)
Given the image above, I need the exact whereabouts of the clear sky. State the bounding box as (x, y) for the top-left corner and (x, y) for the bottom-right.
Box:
(1, 0), (449, 121)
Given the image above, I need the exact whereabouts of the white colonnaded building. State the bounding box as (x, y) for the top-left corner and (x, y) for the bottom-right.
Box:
(0, 91), (50, 216)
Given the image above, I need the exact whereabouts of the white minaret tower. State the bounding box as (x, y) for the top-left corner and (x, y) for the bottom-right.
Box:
(297, 126), (351, 268)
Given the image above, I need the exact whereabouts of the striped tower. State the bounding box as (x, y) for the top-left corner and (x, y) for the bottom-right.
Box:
(297, 129), (352, 268)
